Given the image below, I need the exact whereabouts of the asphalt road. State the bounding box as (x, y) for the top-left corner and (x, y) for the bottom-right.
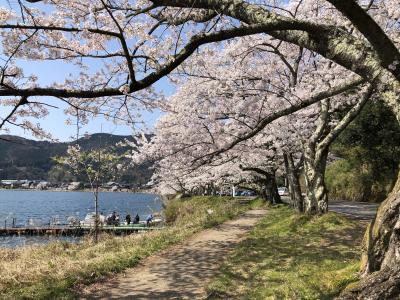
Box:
(281, 196), (379, 220)
(329, 201), (379, 220)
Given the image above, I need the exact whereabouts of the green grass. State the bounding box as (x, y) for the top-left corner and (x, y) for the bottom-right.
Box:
(0, 196), (262, 299)
(207, 205), (366, 300)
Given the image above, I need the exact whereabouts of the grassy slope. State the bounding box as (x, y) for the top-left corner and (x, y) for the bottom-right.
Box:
(0, 196), (263, 299)
(207, 205), (366, 300)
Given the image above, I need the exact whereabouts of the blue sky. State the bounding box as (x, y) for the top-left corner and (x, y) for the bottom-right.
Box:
(0, 58), (174, 141)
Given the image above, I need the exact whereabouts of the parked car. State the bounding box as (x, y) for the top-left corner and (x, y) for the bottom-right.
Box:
(235, 190), (256, 196)
(242, 190), (256, 196)
(278, 187), (289, 196)
(234, 191), (244, 196)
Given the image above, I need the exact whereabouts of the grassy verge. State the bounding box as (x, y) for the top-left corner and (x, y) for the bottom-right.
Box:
(0, 196), (263, 299)
(207, 205), (367, 300)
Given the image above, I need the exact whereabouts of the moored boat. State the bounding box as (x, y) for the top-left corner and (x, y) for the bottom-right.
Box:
(80, 212), (106, 227)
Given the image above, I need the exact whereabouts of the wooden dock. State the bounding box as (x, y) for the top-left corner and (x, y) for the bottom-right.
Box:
(0, 225), (162, 236)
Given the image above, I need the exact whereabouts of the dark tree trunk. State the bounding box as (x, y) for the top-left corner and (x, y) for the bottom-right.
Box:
(239, 165), (280, 204)
(284, 152), (304, 212)
(259, 182), (272, 205)
(265, 173), (282, 205)
(283, 153), (295, 205)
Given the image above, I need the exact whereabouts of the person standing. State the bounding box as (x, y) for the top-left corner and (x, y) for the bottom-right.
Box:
(133, 213), (140, 224)
(125, 214), (131, 225)
(146, 214), (153, 226)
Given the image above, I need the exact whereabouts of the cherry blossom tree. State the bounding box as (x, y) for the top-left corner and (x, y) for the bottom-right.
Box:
(55, 145), (122, 242)
(139, 35), (372, 215)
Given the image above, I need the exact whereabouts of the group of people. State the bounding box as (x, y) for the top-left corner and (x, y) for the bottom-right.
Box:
(105, 211), (120, 226)
(105, 211), (140, 226)
(105, 212), (154, 226)
(124, 213), (140, 225)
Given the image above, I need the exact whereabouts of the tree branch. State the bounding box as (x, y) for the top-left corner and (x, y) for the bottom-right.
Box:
(326, 0), (400, 78)
(0, 96), (28, 129)
(0, 23), (301, 99)
(151, 0), (399, 83)
(193, 78), (365, 164)
(317, 84), (374, 155)
(239, 165), (273, 178)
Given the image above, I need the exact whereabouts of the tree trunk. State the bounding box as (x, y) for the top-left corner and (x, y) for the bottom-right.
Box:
(284, 152), (304, 212)
(259, 180), (278, 205)
(265, 173), (282, 204)
(94, 186), (99, 244)
(303, 147), (329, 214)
(338, 172), (400, 300)
(259, 183), (272, 205)
(283, 153), (295, 206)
(338, 91), (400, 299)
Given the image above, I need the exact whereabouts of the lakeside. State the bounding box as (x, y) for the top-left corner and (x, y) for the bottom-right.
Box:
(0, 191), (163, 248)
(0, 196), (261, 298)
(0, 197), (369, 299)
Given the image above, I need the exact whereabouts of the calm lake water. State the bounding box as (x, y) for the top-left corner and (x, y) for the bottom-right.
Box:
(0, 190), (162, 248)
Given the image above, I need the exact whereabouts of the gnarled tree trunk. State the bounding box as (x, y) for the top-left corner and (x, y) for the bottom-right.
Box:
(265, 172), (282, 205)
(259, 182), (272, 205)
(284, 152), (304, 212)
(339, 86), (399, 299)
(303, 147), (329, 214)
(338, 172), (400, 299)
(303, 88), (371, 215)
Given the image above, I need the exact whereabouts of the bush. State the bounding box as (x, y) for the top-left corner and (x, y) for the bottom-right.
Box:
(326, 159), (393, 202)
(326, 100), (400, 202)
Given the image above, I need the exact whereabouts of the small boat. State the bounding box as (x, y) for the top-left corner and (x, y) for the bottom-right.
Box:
(137, 217), (163, 227)
(80, 212), (106, 227)
(67, 216), (80, 226)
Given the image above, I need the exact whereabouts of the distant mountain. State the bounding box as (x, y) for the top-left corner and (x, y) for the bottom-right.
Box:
(0, 134), (153, 185)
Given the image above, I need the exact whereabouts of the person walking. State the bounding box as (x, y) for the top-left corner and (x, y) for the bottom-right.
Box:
(146, 214), (153, 226)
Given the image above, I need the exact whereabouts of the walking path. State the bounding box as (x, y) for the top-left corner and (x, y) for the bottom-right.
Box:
(80, 209), (268, 300)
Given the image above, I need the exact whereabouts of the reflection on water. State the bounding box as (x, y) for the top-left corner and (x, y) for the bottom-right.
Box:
(0, 235), (81, 248)
(0, 190), (161, 248)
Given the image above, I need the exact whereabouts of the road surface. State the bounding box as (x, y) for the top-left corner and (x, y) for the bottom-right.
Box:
(329, 201), (379, 220)
(281, 196), (379, 220)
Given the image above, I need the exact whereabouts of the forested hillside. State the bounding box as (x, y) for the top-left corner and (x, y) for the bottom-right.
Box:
(0, 134), (153, 185)
(326, 101), (400, 202)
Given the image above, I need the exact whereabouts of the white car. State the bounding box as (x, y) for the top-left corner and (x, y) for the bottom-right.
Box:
(278, 187), (289, 196)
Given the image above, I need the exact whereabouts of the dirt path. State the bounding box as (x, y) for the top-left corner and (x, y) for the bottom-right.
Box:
(80, 209), (267, 300)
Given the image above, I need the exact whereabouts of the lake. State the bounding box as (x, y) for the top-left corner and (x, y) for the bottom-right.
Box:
(0, 190), (162, 248)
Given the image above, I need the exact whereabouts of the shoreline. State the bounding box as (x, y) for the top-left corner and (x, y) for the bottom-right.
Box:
(0, 190), (164, 249)
(0, 187), (155, 194)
